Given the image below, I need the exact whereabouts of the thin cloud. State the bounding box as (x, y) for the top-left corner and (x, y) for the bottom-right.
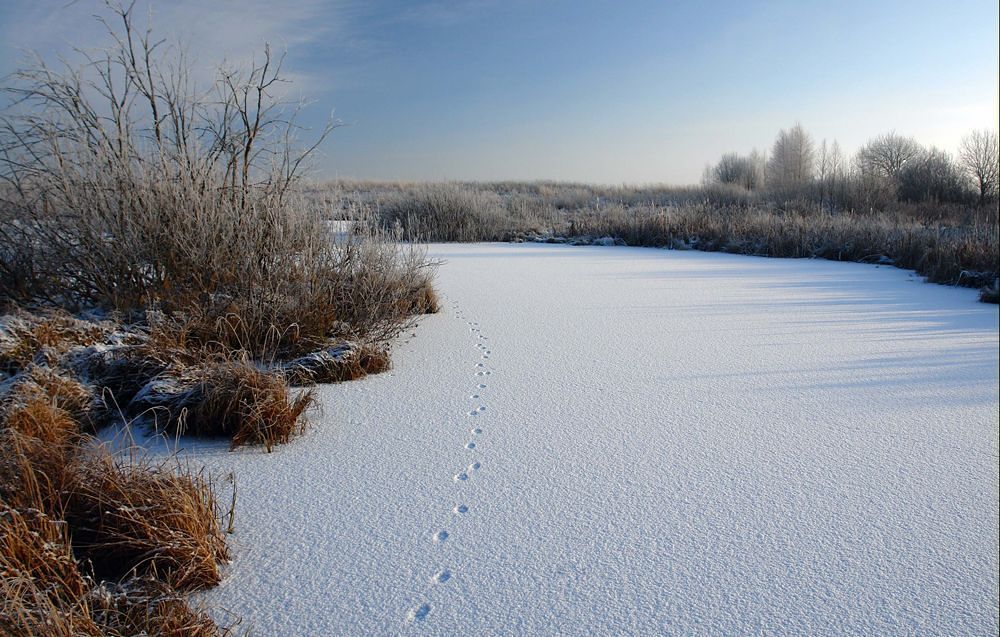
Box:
(0, 0), (362, 91)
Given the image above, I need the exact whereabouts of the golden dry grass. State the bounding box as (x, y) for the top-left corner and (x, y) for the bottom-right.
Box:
(0, 507), (103, 637)
(65, 452), (229, 591)
(0, 508), (225, 636)
(1, 362), (231, 636)
(141, 357), (314, 452)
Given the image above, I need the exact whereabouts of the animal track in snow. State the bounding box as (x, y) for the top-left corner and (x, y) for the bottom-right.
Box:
(471, 427), (482, 435)
(478, 383), (487, 389)
(454, 472), (469, 481)
(407, 603), (431, 623)
(466, 441), (476, 449)
(433, 570), (452, 584)
(434, 530), (449, 543)
(469, 461), (481, 471)
(454, 504), (468, 514)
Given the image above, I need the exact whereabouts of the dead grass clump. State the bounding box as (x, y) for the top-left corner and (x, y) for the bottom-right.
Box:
(980, 279), (1000, 303)
(406, 283), (441, 315)
(0, 508), (228, 636)
(10, 366), (95, 425)
(0, 311), (110, 376)
(1, 394), (78, 445)
(89, 577), (224, 637)
(0, 507), (103, 636)
(284, 343), (392, 386)
(0, 413), (79, 515)
(134, 358), (312, 452)
(65, 453), (229, 592)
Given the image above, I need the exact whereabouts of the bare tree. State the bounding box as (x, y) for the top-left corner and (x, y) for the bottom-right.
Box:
(856, 131), (922, 181)
(959, 129), (999, 205)
(767, 123), (814, 194)
(713, 152), (747, 185)
(898, 147), (970, 204)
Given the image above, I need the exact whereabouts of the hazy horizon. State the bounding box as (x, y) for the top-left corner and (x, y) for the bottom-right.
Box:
(2, 0), (997, 184)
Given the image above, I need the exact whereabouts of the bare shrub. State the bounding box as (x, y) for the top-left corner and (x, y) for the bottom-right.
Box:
(0, 3), (434, 356)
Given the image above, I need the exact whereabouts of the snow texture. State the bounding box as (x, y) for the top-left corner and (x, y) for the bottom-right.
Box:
(177, 244), (997, 635)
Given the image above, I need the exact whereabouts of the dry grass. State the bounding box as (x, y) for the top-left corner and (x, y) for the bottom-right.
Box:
(65, 452), (229, 591)
(284, 343), (392, 386)
(125, 358), (314, 450)
(146, 358), (313, 452)
(1, 356), (231, 636)
(406, 283), (441, 315)
(0, 508), (225, 636)
(348, 180), (998, 299)
(88, 576), (224, 637)
(566, 203), (999, 289)
(0, 311), (110, 376)
(0, 507), (102, 636)
(0, 400), (80, 515)
(10, 366), (95, 424)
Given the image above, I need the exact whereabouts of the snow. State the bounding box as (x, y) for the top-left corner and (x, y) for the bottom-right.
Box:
(180, 243), (997, 635)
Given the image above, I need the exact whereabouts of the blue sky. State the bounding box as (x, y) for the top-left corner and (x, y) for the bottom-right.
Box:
(2, 0), (997, 183)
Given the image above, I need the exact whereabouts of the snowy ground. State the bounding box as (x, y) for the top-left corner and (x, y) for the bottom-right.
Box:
(176, 244), (997, 635)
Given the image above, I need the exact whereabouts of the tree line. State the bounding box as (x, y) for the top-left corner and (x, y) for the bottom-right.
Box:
(705, 124), (999, 209)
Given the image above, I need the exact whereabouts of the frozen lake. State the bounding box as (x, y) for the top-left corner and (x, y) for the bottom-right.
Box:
(196, 244), (999, 635)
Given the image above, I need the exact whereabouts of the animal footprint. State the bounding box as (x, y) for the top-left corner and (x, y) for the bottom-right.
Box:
(471, 427), (482, 435)
(454, 504), (469, 514)
(466, 441), (476, 449)
(478, 383), (487, 389)
(433, 570), (452, 584)
(408, 603), (431, 622)
(454, 471), (469, 481)
(469, 462), (481, 471)
(434, 530), (449, 543)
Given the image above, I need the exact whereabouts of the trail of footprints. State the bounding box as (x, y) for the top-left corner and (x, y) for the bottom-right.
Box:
(407, 298), (496, 624)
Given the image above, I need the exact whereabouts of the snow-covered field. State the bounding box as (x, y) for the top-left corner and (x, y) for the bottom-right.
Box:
(185, 244), (997, 635)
